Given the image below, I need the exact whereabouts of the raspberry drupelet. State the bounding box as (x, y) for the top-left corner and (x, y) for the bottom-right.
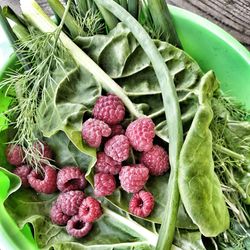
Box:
(13, 165), (32, 187)
(6, 144), (24, 166)
(94, 173), (116, 197)
(50, 202), (70, 226)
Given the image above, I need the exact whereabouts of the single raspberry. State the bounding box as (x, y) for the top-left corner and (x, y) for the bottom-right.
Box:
(141, 145), (169, 176)
(79, 197), (102, 222)
(33, 141), (53, 160)
(57, 166), (86, 192)
(57, 191), (85, 216)
(50, 202), (70, 225)
(119, 165), (149, 193)
(125, 117), (155, 152)
(94, 173), (116, 197)
(104, 135), (130, 162)
(93, 94), (125, 125)
(110, 124), (125, 137)
(28, 165), (57, 194)
(95, 152), (121, 175)
(13, 165), (32, 187)
(66, 215), (93, 238)
(129, 190), (154, 218)
(82, 118), (111, 148)
(6, 144), (24, 166)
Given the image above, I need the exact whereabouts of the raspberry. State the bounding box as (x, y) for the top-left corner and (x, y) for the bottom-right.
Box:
(94, 173), (116, 197)
(57, 166), (86, 192)
(33, 141), (53, 160)
(141, 145), (169, 176)
(95, 152), (121, 175)
(50, 202), (70, 225)
(93, 94), (125, 125)
(57, 191), (85, 216)
(129, 190), (154, 218)
(119, 165), (149, 193)
(82, 118), (111, 148)
(6, 144), (24, 166)
(66, 215), (93, 238)
(13, 165), (32, 187)
(79, 197), (102, 222)
(110, 125), (125, 137)
(125, 117), (155, 152)
(104, 135), (130, 162)
(28, 165), (57, 194)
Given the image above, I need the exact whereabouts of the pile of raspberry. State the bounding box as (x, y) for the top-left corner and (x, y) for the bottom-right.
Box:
(82, 94), (170, 218)
(7, 143), (102, 238)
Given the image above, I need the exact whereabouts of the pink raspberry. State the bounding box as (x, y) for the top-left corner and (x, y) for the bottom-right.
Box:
(57, 191), (85, 216)
(104, 135), (130, 162)
(33, 141), (53, 160)
(66, 215), (93, 238)
(13, 165), (32, 187)
(125, 117), (155, 152)
(141, 145), (169, 176)
(110, 125), (125, 137)
(95, 152), (121, 175)
(94, 173), (116, 197)
(93, 94), (125, 125)
(79, 197), (102, 222)
(57, 166), (86, 192)
(28, 165), (57, 194)
(50, 202), (70, 225)
(129, 190), (154, 218)
(119, 164), (149, 193)
(6, 144), (24, 166)
(82, 118), (111, 148)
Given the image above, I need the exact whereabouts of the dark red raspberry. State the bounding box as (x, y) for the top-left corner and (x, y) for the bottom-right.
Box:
(66, 215), (93, 238)
(13, 165), (32, 187)
(50, 202), (70, 225)
(57, 166), (86, 192)
(141, 145), (169, 176)
(104, 135), (130, 162)
(82, 118), (111, 148)
(94, 173), (116, 197)
(95, 152), (121, 175)
(93, 94), (125, 125)
(119, 164), (149, 193)
(6, 144), (24, 166)
(79, 197), (102, 222)
(129, 190), (154, 218)
(33, 141), (53, 160)
(110, 124), (125, 137)
(28, 165), (57, 194)
(125, 117), (155, 152)
(57, 191), (85, 216)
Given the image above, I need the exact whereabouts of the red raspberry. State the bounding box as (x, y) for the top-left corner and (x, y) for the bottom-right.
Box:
(33, 141), (53, 160)
(94, 173), (116, 197)
(141, 145), (169, 176)
(57, 191), (85, 216)
(125, 117), (155, 152)
(104, 135), (130, 162)
(95, 152), (121, 175)
(50, 202), (70, 225)
(57, 166), (86, 192)
(119, 165), (149, 193)
(6, 144), (24, 166)
(93, 94), (125, 125)
(110, 125), (125, 137)
(129, 190), (154, 218)
(79, 197), (102, 222)
(13, 165), (32, 187)
(66, 215), (93, 238)
(28, 165), (57, 194)
(82, 118), (111, 148)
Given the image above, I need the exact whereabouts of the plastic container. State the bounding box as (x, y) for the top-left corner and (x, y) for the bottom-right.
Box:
(0, 5), (249, 250)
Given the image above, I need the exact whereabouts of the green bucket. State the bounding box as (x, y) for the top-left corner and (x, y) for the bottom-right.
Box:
(0, 5), (249, 250)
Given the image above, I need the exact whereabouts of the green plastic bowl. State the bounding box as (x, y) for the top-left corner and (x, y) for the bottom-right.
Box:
(0, 5), (249, 250)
